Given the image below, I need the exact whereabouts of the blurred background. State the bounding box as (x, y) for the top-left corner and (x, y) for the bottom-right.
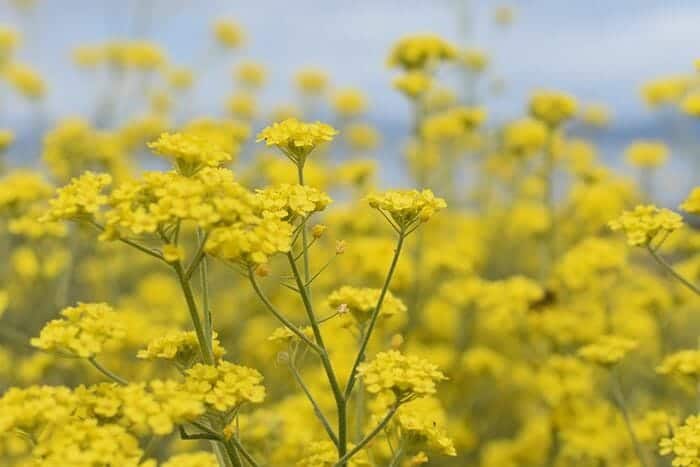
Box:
(0, 0), (698, 200)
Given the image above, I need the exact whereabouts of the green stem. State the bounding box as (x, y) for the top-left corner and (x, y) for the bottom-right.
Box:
(197, 228), (213, 355)
(222, 440), (244, 467)
(174, 261), (215, 365)
(227, 435), (259, 467)
(647, 245), (700, 296)
(286, 252), (347, 462)
(289, 361), (339, 446)
(611, 369), (650, 467)
(248, 270), (322, 353)
(297, 163), (312, 294)
(335, 401), (400, 466)
(87, 357), (128, 385)
(345, 232), (405, 399)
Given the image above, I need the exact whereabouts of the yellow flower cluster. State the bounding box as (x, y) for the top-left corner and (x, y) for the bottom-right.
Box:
(503, 117), (549, 155)
(73, 40), (165, 70)
(76, 380), (205, 435)
(625, 140), (669, 168)
(577, 335), (638, 366)
(332, 88), (367, 117)
(393, 71), (432, 99)
(213, 19), (245, 48)
(460, 47), (489, 72)
(41, 171), (111, 222)
(680, 187), (700, 214)
(30, 419), (145, 467)
(2, 62), (45, 99)
(184, 361), (265, 412)
(660, 415), (700, 466)
(31, 302), (126, 358)
(0, 170), (52, 212)
(327, 285), (406, 323)
(102, 168), (257, 239)
(148, 132), (231, 175)
(0, 128), (14, 152)
(204, 212), (293, 265)
(609, 204), (684, 247)
(366, 189), (447, 230)
(256, 118), (338, 164)
(255, 184), (332, 220)
(235, 61), (267, 89)
(294, 68), (329, 95)
(641, 75), (690, 107)
(137, 330), (226, 364)
(296, 440), (369, 467)
(529, 90), (578, 126)
(387, 34), (457, 70)
(656, 350), (700, 379)
(393, 398), (457, 457)
(357, 350), (447, 399)
(681, 92), (700, 117)
(421, 107), (487, 142)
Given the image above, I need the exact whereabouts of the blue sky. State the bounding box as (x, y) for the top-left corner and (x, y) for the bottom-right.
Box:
(1, 0), (699, 197)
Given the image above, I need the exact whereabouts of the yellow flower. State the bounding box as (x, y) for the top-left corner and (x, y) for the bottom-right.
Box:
(184, 361), (265, 412)
(680, 187), (700, 214)
(31, 302), (126, 358)
(256, 118), (338, 165)
(461, 47), (489, 72)
(137, 330), (226, 363)
(681, 92), (700, 117)
(326, 285), (407, 324)
(580, 103), (611, 127)
(148, 132), (231, 175)
(609, 204), (683, 247)
(213, 19), (245, 48)
(625, 140), (668, 168)
(41, 171), (112, 222)
(366, 189), (447, 230)
(295, 68), (329, 95)
(578, 335), (637, 366)
(227, 92), (258, 120)
(393, 71), (432, 99)
(3, 62), (45, 99)
(255, 183), (332, 220)
(358, 350), (447, 399)
(0, 129), (14, 152)
(331, 88), (367, 118)
(529, 90), (578, 126)
(660, 415), (700, 466)
(234, 61), (267, 89)
(503, 118), (549, 155)
(387, 34), (457, 70)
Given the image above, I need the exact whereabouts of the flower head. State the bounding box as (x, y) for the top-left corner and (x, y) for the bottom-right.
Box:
(256, 118), (337, 165)
(327, 286), (407, 324)
(366, 189), (446, 231)
(148, 132), (231, 175)
(625, 140), (668, 168)
(31, 302), (126, 358)
(577, 335), (637, 366)
(529, 90), (578, 126)
(609, 205), (683, 247)
(41, 171), (112, 222)
(358, 350), (447, 400)
(387, 34), (457, 70)
(680, 187), (700, 214)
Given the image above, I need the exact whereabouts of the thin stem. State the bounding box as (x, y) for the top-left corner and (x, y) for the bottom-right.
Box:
(185, 231), (209, 280)
(335, 401), (400, 466)
(286, 251), (347, 462)
(296, 163), (312, 293)
(345, 232), (405, 399)
(227, 435), (259, 467)
(197, 228), (213, 354)
(87, 357), (128, 385)
(611, 369), (650, 467)
(174, 261), (215, 365)
(289, 361), (339, 446)
(248, 269), (322, 353)
(223, 440), (244, 467)
(89, 221), (167, 264)
(647, 245), (700, 296)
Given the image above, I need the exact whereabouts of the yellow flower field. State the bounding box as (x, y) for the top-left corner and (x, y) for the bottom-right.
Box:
(1, 2), (700, 466)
